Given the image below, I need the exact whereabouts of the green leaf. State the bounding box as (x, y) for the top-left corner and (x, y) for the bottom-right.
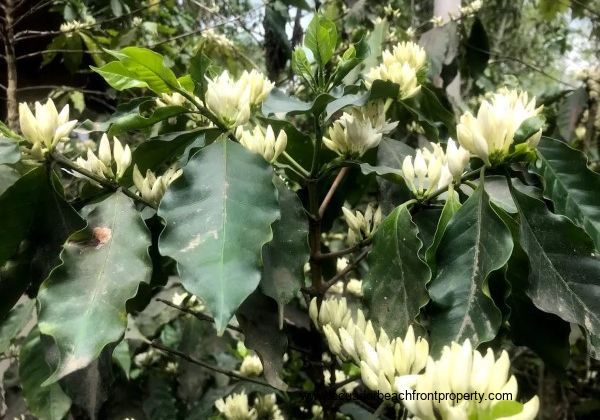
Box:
(0, 169), (85, 320)
(557, 87), (587, 141)
(330, 38), (370, 88)
(513, 115), (544, 145)
(305, 14), (337, 65)
(102, 47), (180, 94)
(38, 192), (152, 383)
(539, 0), (570, 19)
(0, 137), (20, 164)
(158, 139), (279, 333)
(428, 182), (513, 353)
(112, 339), (131, 378)
(189, 49), (212, 97)
(465, 18), (489, 79)
(262, 88), (343, 117)
(0, 299), (34, 354)
(260, 178), (309, 324)
(19, 329), (72, 420)
(237, 291), (289, 390)
(91, 61), (149, 91)
(363, 204), (431, 338)
(425, 189), (461, 271)
(109, 105), (189, 134)
(292, 47), (313, 82)
(509, 183), (600, 359)
(493, 203), (570, 370)
(534, 137), (600, 250)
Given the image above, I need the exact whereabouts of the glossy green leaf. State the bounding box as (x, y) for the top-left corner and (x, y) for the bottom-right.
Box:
(510, 183), (600, 359)
(534, 137), (600, 250)
(260, 178), (309, 324)
(0, 169), (85, 320)
(425, 189), (461, 271)
(428, 183), (513, 353)
(100, 47), (180, 94)
(0, 299), (34, 354)
(493, 203), (570, 370)
(109, 105), (189, 133)
(237, 291), (289, 390)
(305, 14), (337, 65)
(91, 61), (149, 91)
(0, 137), (20, 164)
(262, 88), (343, 118)
(158, 139), (279, 333)
(19, 329), (71, 420)
(557, 88), (587, 141)
(363, 204), (431, 337)
(330, 38), (370, 88)
(38, 192), (152, 383)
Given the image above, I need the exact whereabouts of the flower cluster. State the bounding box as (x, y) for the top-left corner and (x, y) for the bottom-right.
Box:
(401, 140), (469, 199)
(205, 70), (274, 128)
(309, 298), (429, 393)
(215, 392), (283, 420)
(18, 99), (78, 159)
(365, 41), (427, 99)
(236, 124), (287, 163)
(324, 101), (398, 158)
(133, 164), (182, 206)
(155, 92), (188, 108)
(342, 203), (382, 245)
(395, 340), (539, 420)
(75, 133), (131, 180)
(457, 88), (542, 166)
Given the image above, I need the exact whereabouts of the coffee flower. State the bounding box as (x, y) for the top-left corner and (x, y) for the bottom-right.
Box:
(215, 392), (257, 420)
(457, 88), (543, 166)
(236, 125), (287, 163)
(19, 99), (77, 158)
(445, 138), (470, 181)
(254, 394), (284, 420)
(205, 70), (273, 128)
(310, 297), (429, 393)
(402, 144), (453, 199)
(75, 134), (131, 180)
(156, 92), (188, 108)
(342, 203), (382, 245)
(133, 164), (182, 206)
(365, 42), (426, 99)
(240, 354), (264, 377)
(395, 340), (540, 420)
(324, 102), (398, 158)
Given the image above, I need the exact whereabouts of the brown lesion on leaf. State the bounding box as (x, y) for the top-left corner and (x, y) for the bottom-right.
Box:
(91, 227), (112, 248)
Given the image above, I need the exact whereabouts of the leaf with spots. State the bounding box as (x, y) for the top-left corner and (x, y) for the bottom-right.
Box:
(428, 181), (513, 354)
(510, 182), (600, 359)
(38, 191), (152, 384)
(158, 139), (279, 334)
(363, 203), (431, 338)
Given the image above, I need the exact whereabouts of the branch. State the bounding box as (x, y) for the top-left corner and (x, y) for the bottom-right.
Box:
(156, 298), (243, 333)
(51, 151), (157, 209)
(322, 248), (370, 291)
(331, 374), (361, 390)
(421, 168), (482, 204)
(16, 49), (103, 61)
(313, 238), (372, 261)
(318, 166), (348, 218)
(150, 340), (282, 390)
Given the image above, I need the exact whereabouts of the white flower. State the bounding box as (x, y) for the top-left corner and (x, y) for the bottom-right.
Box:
(60, 20), (85, 35)
(402, 144), (453, 199)
(342, 203), (382, 244)
(236, 124), (287, 163)
(19, 98), (77, 155)
(431, 16), (445, 27)
(205, 71), (252, 128)
(215, 392), (258, 420)
(445, 138), (470, 180)
(133, 164), (182, 206)
(239, 69), (274, 105)
(254, 394), (284, 420)
(75, 134), (131, 180)
(365, 42), (427, 100)
(457, 88), (543, 166)
(239, 354), (263, 377)
(346, 279), (363, 297)
(324, 102), (397, 158)
(395, 339), (540, 420)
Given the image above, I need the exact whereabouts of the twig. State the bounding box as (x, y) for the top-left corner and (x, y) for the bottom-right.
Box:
(313, 238), (372, 260)
(322, 248), (369, 291)
(282, 151), (310, 178)
(156, 298), (243, 333)
(151, 340), (281, 390)
(51, 151), (157, 209)
(16, 49), (103, 61)
(421, 168), (482, 204)
(318, 167), (349, 218)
